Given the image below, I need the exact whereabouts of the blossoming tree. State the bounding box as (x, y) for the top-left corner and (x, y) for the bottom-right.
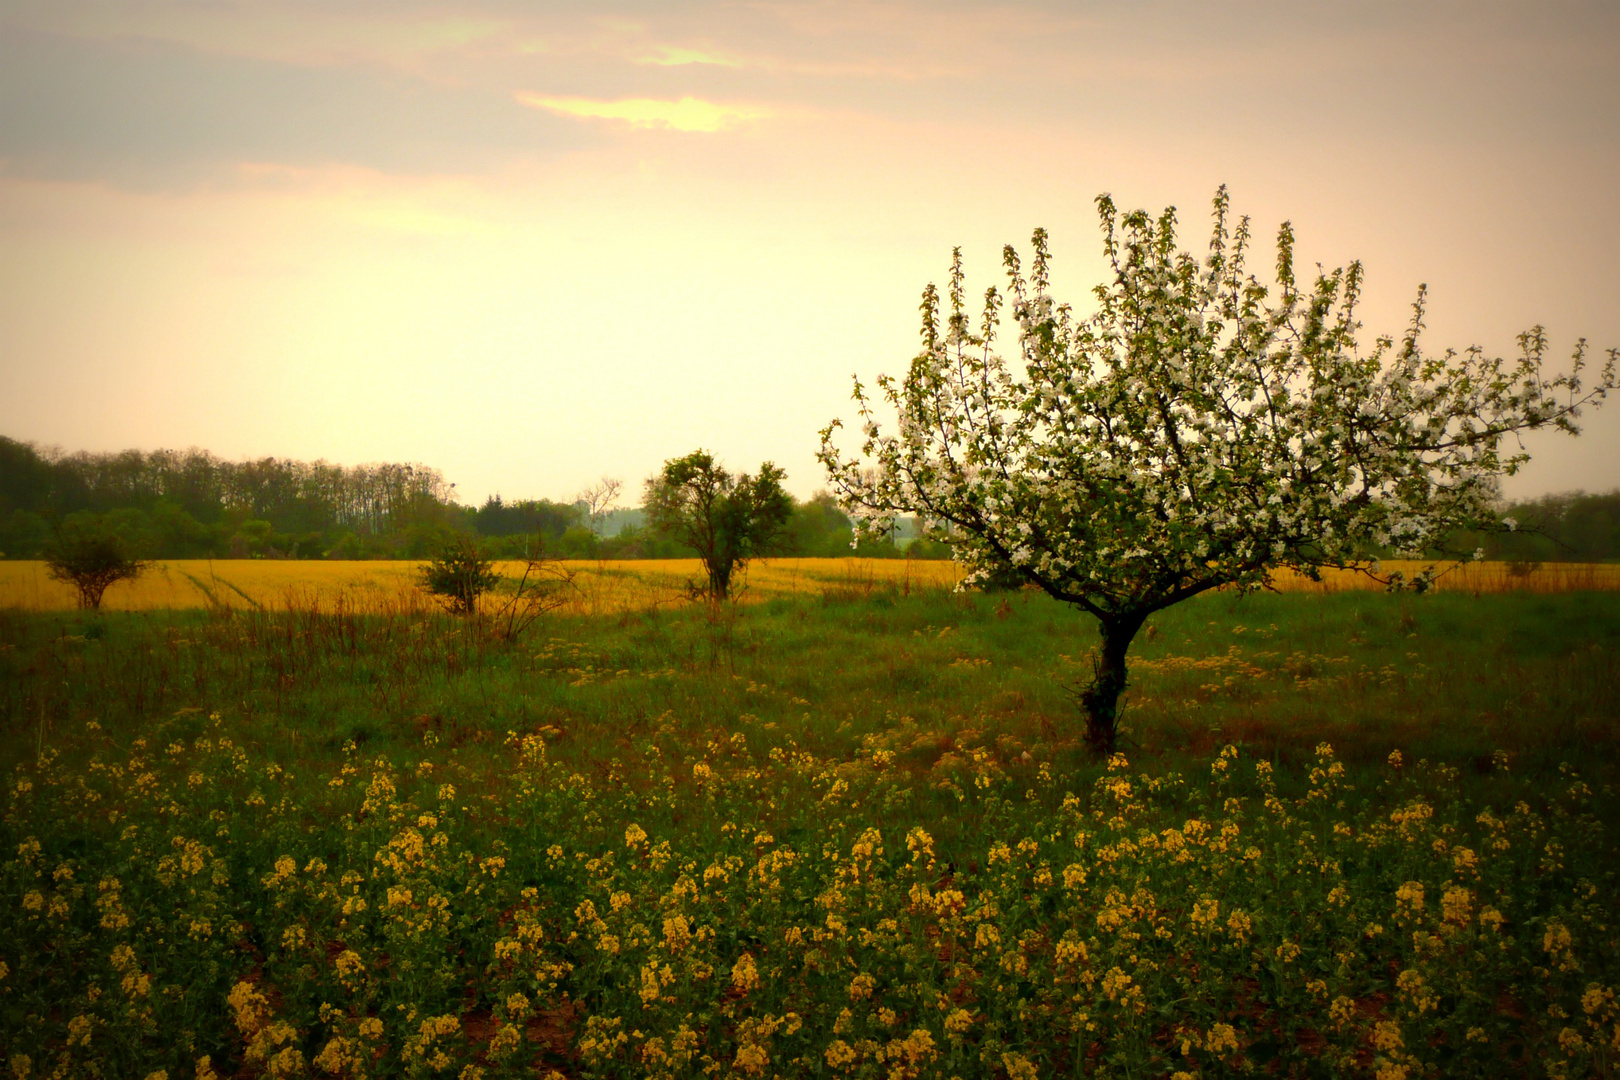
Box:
(819, 189), (1616, 753)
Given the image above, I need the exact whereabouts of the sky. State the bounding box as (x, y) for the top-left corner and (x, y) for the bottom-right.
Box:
(1, 0), (1617, 506)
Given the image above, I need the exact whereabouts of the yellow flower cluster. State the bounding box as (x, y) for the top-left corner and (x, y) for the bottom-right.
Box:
(3, 716), (1614, 1079)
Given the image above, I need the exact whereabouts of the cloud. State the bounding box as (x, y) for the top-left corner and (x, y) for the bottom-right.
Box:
(0, 29), (593, 188)
(635, 45), (740, 67)
(515, 93), (768, 132)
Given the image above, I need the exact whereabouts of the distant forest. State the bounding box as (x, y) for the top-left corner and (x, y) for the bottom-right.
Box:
(0, 437), (941, 561)
(1462, 490), (1620, 564)
(2, 437), (1615, 563)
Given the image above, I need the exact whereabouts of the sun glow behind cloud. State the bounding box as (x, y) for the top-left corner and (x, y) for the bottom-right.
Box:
(515, 93), (769, 132)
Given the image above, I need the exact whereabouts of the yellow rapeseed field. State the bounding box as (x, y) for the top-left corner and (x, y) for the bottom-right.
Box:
(0, 557), (1614, 613)
(0, 559), (965, 614)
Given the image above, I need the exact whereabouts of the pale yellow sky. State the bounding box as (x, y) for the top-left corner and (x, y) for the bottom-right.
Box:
(2, 1), (1617, 504)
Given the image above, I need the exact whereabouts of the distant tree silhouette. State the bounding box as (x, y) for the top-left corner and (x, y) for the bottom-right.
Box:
(578, 477), (623, 535)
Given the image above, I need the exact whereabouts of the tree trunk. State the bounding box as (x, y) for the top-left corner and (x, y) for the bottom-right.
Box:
(1080, 611), (1146, 755)
(708, 559), (731, 600)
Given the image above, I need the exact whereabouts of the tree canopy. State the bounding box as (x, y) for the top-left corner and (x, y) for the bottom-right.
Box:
(644, 451), (793, 599)
(45, 520), (145, 610)
(820, 188), (1617, 752)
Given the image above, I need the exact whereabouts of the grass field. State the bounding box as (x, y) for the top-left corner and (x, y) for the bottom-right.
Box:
(2, 557), (1617, 615)
(2, 585), (1617, 1078)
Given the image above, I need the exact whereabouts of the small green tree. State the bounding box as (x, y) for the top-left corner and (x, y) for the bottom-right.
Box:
(417, 535), (499, 615)
(644, 450), (793, 600)
(46, 524), (145, 610)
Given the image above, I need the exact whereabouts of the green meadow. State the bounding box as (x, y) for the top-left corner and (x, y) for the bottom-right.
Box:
(2, 587), (1617, 1078)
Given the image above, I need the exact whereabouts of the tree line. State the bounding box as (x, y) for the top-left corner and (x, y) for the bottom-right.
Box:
(0, 437), (947, 561)
(1461, 490), (1620, 564)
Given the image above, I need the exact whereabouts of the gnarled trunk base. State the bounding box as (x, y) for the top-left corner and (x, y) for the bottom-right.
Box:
(1080, 612), (1145, 755)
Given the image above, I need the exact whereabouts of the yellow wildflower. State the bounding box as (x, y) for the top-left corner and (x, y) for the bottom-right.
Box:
(639, 960), (671, 1004)
(227, 980), (270, 1036)
(663, 914), (692, 952)
(1397, 969), (1437, 1013)
(1208, 1022), (1239, 1054)
(1190, 897), (1220, 930)
(1002, 1051), (1039, 1080)
(1441, 886), (1473, 927)
(1054, 936), (1089, 965)
(731, 953), (761, 992)
(824, 1040), (858, 1069)
(334, 949), (365, 988)
(263, 855), (296, 888)
(312, 1038), (362, 1074)
(1394, 881), (1425, 918)
(733, 1042), (769, 1077)
(96, 878), (130, 931)
(1544, 920), (1579, 972)
(489, 1025), (522, 1056)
